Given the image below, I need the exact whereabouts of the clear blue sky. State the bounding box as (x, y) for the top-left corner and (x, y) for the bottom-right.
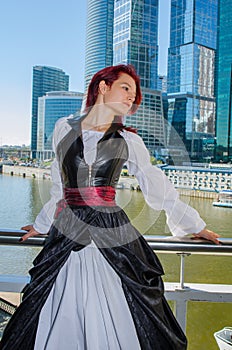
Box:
(0, 0), (170, 146)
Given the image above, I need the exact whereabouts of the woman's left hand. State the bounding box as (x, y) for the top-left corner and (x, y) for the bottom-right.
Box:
(192, 229), (220, 245)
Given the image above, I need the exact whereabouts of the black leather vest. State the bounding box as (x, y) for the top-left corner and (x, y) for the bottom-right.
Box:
(56, 116), (129, 188)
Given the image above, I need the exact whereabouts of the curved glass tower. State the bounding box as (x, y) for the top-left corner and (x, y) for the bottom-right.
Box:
(84, 0), (114, 88)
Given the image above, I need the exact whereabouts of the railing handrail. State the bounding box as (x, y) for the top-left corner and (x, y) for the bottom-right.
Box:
(0, 229), (232, 254)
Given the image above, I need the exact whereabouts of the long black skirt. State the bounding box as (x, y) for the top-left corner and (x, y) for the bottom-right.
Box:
(0, 205), (187, 350)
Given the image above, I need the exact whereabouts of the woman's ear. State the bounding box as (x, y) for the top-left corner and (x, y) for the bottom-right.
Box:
(98, 80), (108, 95)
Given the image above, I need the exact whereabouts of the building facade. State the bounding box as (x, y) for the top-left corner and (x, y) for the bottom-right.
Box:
(113, 0), (158, 89)
(113, 0), (166, 152)
(167, 0), (218, 161)
(84, 0), (114, 89)
(36, 91), (83, 160)
(215, 0), (232, 162)
(84, 0), (167, 153)
(125, 88), (165, 151)
(31, 66), (69, 158)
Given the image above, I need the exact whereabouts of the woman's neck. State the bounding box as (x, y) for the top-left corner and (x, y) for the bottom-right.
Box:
(81, 105), (116, 132)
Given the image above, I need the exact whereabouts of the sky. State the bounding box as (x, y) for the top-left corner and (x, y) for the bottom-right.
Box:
(0, 0), (170, 146)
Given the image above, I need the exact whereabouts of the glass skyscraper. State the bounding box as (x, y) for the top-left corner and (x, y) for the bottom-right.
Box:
(31, 66), (69, 158)
(113, 0), (158, 89)
(37, 91), (83, 160)
(84, 0), (165, 152)
(113, 0), (165, 151)
(84, 0), (114, 88)
(215, 0), (232, 162)
(167, 0), (218, 160)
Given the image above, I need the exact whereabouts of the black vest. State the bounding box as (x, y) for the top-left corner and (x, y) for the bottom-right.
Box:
(56, 116), (129, 188)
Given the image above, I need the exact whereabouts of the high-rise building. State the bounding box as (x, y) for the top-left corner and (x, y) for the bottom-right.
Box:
(167, 0), (218, 160)
(215, 0), (232, 162)
(113, 0), (165, 151)
(113, 0), (158, 89)
(84, 0), (114, 88)
(37, 91), (83, 160)
(31, 66), (69, 158)
(84, 0), (164, 153)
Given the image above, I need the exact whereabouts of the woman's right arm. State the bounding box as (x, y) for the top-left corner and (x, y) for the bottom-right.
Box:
(19, 117), (70, 241)
(33, 159), (63, 233)
(20, 159), (63, 241)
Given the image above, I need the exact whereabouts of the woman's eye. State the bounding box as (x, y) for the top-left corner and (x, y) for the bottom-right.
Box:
(123, 86), (129, 91)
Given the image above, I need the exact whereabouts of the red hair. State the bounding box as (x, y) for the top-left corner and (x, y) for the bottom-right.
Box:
(85, 64), (142, 115)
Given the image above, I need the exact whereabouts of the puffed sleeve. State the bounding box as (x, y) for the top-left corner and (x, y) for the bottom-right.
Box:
(33, 117), (70, 233)
(33, 159), (63, 233)
(123, 131), (206, 237)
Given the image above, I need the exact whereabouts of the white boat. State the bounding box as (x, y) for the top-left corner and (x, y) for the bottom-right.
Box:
(214, 327), (232, 349)
(213, 190), (232, 208)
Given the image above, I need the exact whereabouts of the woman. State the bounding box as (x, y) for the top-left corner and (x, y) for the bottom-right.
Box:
(0, 64), (219, 350)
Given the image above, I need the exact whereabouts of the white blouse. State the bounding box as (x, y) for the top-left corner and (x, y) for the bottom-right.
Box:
(33, 117), (206, 236)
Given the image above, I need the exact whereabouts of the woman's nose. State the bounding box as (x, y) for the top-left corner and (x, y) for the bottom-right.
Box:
(128, 94), (134, 102)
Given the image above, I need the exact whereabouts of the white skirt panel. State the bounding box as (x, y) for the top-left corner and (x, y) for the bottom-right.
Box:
(34, 242), (141, 350)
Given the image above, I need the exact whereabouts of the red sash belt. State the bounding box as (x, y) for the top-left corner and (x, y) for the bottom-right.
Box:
(55, 186), (116, 218)
(64, 186), (116, 206)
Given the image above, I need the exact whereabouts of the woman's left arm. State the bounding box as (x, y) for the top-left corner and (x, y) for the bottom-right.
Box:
(124, 132), (220, 244)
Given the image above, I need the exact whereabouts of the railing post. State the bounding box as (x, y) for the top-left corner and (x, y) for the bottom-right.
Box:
(177, 252), (191, 289)
(174, 252), (191, 332)
(175, 300), (188, 332)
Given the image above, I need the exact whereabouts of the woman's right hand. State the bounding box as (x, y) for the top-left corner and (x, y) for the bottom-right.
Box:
(20, 225), (41, 242)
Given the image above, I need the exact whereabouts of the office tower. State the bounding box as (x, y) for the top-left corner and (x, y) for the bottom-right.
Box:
(37, 91), (83, 160)
(113, 0), (158, 89)
(167, 0), (218, 161)
(215, 0), (232, 162)
(84, 0), (114, 88)
(31, 66), (69, 158)
(113, 0), (165, 151)
(84, 0), (164, 152)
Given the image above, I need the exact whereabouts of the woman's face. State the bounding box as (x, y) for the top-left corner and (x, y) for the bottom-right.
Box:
(102, 73), (137, 115)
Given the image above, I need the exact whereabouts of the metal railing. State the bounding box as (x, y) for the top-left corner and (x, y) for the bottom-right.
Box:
(1, 229), (232, 251)
(0, 229), (232, 332)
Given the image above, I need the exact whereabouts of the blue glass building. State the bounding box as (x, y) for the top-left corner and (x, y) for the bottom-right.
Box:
(84, 0), (165, 152)
(31, 66), (69, 158)
(167, 0), (218, 160)
(215, 0), (232, 162)
(113, 0), (165, 151)
(84, 0), (114, 88)
(113, 0), (158, 89)
(37, 92), (83, 160)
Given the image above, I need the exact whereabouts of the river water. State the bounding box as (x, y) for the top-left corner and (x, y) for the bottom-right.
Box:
(0, 173), (231, 350)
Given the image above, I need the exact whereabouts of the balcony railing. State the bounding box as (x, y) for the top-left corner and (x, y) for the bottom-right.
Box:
(0, 229), (232, 332)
